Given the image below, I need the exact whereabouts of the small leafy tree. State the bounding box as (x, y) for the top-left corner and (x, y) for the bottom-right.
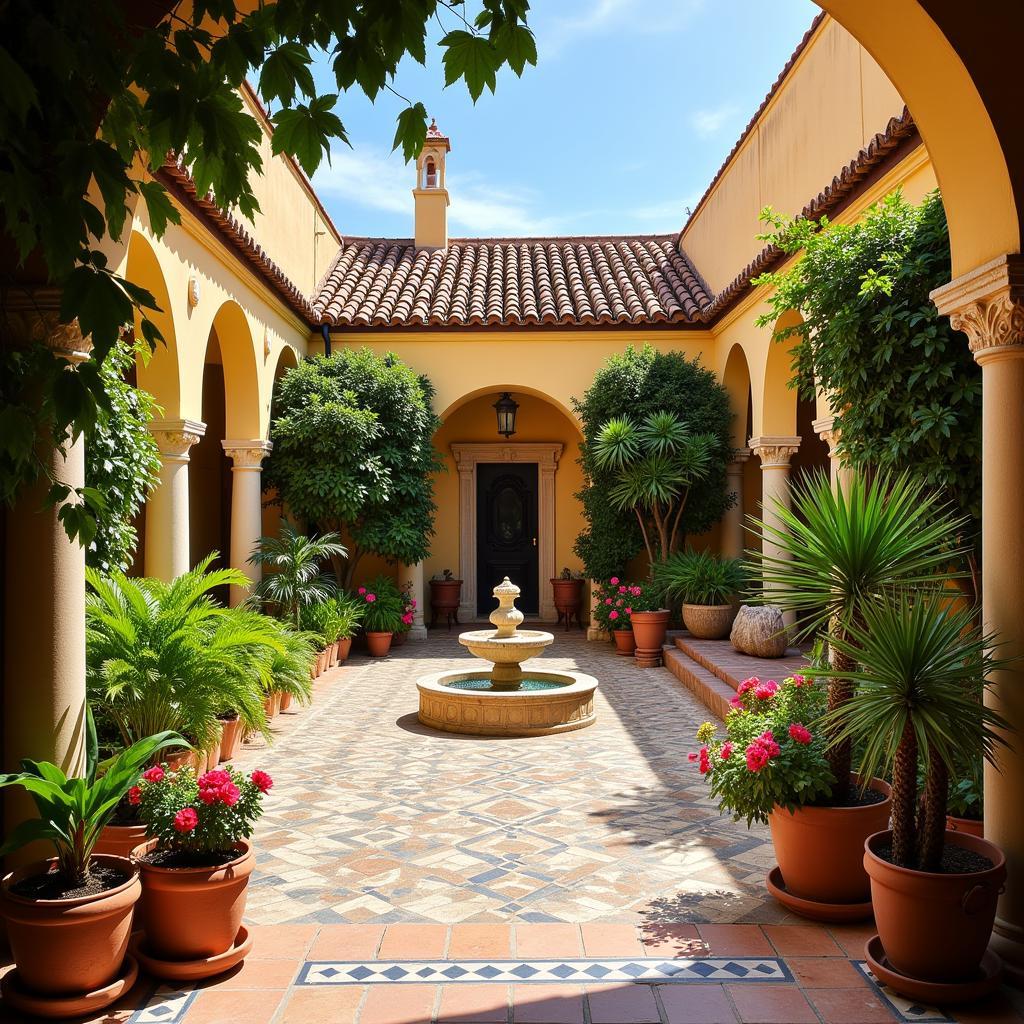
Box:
(84, 340), (161, 572)
(592, 411), (717, 568)
(573, 346), (733, 581)
(263, 350), (443, 585)
(753, 190), (981, 583)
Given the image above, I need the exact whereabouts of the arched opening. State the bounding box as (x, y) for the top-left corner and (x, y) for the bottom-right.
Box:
(261, 344), (302, 544)
(758, 311), (801, 438)
(722, 343), (761, 556)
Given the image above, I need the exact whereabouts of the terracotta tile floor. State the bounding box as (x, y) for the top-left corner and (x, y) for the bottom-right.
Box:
(3, 635), (1023, 1022)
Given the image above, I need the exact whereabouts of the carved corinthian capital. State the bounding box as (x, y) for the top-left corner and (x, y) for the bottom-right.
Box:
(222, 439), (273, 468)
(149, 418), (206, 461)
(1, 288), (93, 363)
(748, 436), (801, 469)
(931, 254), (1024, 363)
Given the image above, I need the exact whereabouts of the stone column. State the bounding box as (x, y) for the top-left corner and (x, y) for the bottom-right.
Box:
(455, 455), (476, 622)
(221, 440), (272, 606)
(722, 448), (751, 559)
(587, 582), (607, 642)
(748, 436), (801, 629)
(932, 254), (1024, 981)
(812, 415), (853, 494)
(145, 418), (205, 581)
(2, 300), (91, 850)
(398, 561), (428, 640)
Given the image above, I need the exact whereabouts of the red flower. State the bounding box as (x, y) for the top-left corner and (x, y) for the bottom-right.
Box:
(199, 787), (219, 805)
(618, 585), (627, 594)
(128, 786), (142, 805)
(605, 598), (613, 605)
(173, 807), (198, 834)
(729, 696), (744, 709)
(737, 676), (760, 696)
(366, 593), (376, 603)
(357, 587), (366, 595)
(789, 674), (809, 687)
(745, 743), (771, 772)
(788, 723), (813, 745)
(251, 770), (273, 794)
(142, 765), (164, 783)
(698, 747), (711, 775)
(720, 742), (734, 759)
(609, 576), (620, 586)
(609, 610), (619, 620)
(625, 607), (632, 615)
(199, 769), (231, 790)
(631, 586), (642, 597)
(687, 752), (698, 763)
(219, 782), (241, 807)
(753, 680), (779, 701)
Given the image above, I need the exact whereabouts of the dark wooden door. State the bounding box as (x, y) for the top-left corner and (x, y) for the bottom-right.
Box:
(476, 463), (539, 615)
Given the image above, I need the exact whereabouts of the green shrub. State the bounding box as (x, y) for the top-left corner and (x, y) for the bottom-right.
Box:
(356, 575), (404, 633)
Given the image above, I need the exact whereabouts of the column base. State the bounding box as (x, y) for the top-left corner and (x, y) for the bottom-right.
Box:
(587, 626), (608, 642)
(407, 624), (428, 641)
(991, 919), (1024, 988)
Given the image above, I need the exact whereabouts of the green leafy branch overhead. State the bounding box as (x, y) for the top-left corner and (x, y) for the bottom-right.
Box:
(0, 0), (537, 540)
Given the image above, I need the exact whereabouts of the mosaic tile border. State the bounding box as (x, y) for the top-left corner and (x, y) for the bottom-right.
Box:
(855, 961), (955, 1023)
(128, 984), (197, 1024)
(297, 956), (792, 985)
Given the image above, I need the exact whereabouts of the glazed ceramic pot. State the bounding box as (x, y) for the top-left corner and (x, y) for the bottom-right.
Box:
(335, 637), (352, 665)
(218, 715), (242, 763)
(865, 829), (1005, 982)
(612, 629), (637, 656)
(769, 775), (892, 907)
(946, 815), (984, 838)
(630, 610), (671, 666)
(132, 839), (254, 966)
(0, 855), (140, 997)
(682, 603), (737, 640)
(365, 631), (393, 657)
(95, 824), (149, 860)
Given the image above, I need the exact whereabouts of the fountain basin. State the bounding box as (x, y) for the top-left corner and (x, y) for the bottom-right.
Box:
(457, 628), (554, 688)
(417, 669), (598, 737)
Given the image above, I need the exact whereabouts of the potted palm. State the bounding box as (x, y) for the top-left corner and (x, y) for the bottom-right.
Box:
(0, 724), (182, 1017)
(332, 593), (363, 664)
(264, 617), (316, 714)
(592, 411), (718, 664)
(131, 763), (274, 981)
(359, 575), (404, 656)
(656, 548), (745, 639)
(824, 596), (1007, 1001)
(748, 471), (968, 919)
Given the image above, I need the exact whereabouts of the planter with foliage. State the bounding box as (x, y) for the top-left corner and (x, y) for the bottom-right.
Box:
(656, 549), (745, 640)
(131, 763), (273, 980)
(429, 570), (462, 629)
(622, 582), (669, 668)
(359, 576), (405, 657)
(824, 596), (1007, 1000)
(550, 569), (584, 631)
(591, 578), (637, 655)
(0, 727), (181, 1016)
(692, 674), (890, 920)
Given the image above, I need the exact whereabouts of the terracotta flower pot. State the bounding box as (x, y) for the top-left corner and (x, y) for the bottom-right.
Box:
(682, 603), (737, 640)
(630, 610), (671, 667)
(165, 748), (200, 773)
(864, 829), (1006, 983)
(95, 824), (149, 860)
(429, 579), (462, 629)
(218, 716), (242, 763)
(329, 640), (339, 667)
(335, 637), (352, 664)
(0, 854), (140, 998)
(262, 695), (275, 719)
(132, 839), (255, 966)
(204, 722), (223, 772)
(365, 631), (393, 657)
(946, 814), (984, 838)
(612, 629), (637, 656)
(279, 692), (293, 712)
(769, 775), (892, 908)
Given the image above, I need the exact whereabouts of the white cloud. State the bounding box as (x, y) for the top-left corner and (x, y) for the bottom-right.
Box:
(538, 0), (705, 57)
(690, 103), (738, 139)
(313, 142), (570, 237)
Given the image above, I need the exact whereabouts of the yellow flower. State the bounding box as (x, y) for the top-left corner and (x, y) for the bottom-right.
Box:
(696, 721), (717, 744)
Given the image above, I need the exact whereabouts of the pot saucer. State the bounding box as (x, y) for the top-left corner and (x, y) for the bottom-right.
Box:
(132, 925), (253, 981)
(865, 934), (1003, 1005)
(766, 866), (874, 922)
(0, 954), (139, 1019)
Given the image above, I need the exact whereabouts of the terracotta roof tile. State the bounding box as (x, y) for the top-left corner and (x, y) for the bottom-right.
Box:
(313, 235), (710, 328)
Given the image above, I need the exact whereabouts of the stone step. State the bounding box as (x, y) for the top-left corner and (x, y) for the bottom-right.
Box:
(674, 634), (808, 693)
(662, 645), (737, 721)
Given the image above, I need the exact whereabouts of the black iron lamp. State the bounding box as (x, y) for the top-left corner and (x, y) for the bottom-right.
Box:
(494, 392), (519, 438)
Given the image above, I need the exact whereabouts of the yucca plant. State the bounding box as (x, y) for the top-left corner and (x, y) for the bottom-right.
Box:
(86, 556), (280, 753)
(747, 471), (970, 799)
(821, 595), (1006, 870)
(249, 520), (346, 627)
(0, 713), (184, 887)
(592, 410), (718, 568)
(655, 548), (746, 606)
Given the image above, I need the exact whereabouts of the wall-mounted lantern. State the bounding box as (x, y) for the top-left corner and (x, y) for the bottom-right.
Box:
(494, 392), (519, 438)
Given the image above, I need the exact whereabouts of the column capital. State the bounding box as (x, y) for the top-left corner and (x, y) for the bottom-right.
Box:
(222, 439), (273, 468)
(728, 447), (752, 471)
(931, 254), (1024, 364)
(811, 416), (841, 458)
(1, 288), (94, 363)
(150, 418), (206, 461)
(748, 436), (801, 468)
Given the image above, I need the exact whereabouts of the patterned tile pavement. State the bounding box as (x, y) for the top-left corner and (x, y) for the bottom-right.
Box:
(233, 631), (790, 927)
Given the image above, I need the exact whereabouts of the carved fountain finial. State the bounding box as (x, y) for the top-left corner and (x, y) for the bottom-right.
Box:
(489, 577), (524, 638)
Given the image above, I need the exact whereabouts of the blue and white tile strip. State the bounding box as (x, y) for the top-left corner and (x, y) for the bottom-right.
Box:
(854, 962), (955, 1023)
(297, 956), (792, 985)
(128, 984), (198, 1024)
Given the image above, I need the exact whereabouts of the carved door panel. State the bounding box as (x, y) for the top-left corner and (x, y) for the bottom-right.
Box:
(476, 463), (539, 615)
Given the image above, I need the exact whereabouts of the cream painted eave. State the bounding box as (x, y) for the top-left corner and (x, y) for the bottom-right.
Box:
(322, 328), (717, 346)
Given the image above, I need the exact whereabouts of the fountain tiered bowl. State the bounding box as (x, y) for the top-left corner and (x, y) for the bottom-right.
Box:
(416, 577), (598, 736)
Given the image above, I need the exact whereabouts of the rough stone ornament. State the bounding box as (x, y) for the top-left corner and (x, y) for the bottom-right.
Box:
(730, 605), (789, 658)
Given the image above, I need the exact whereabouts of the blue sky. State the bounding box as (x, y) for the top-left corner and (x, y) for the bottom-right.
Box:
(309, 0), (819, 240)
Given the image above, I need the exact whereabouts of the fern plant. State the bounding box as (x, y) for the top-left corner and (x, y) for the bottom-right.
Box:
(86, 556), (282, 752)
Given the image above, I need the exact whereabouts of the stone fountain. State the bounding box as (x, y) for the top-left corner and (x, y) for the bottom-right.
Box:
(417, 578), (598, 736)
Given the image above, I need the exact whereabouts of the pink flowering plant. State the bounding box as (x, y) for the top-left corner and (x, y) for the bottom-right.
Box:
(135, 764), (273, 854)
(690, 674), (833, 826)
(591, 577), (645, 631)
(397, 581), (417, 633)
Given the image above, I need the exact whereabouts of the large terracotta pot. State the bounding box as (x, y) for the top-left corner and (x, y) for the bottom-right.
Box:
(865, 829), (1005, 982)
(612, 629), (637, 656)
(0, 855), (140, 997)
(328, 640), (339, 667)
(946, 814), (984, 838)
(365, 631), (393, 657)
(203, 723), (223, 772)
(769, 775), (892, 906)
(132, 839), (254, 962)
(336, 636), (352, 665)
(218, 715), (242, 763)
(165, 748), (200, 773)
(682, 603), (737, 640)
(630, 610), (671, 667)
(279, 691), (293, 712)
(95, 824), (149, 860)
(429, 579), (462, 629)
(551, 578), (584, 631)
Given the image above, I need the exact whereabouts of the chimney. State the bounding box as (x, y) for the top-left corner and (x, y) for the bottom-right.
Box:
(414, 118), (451, 249)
